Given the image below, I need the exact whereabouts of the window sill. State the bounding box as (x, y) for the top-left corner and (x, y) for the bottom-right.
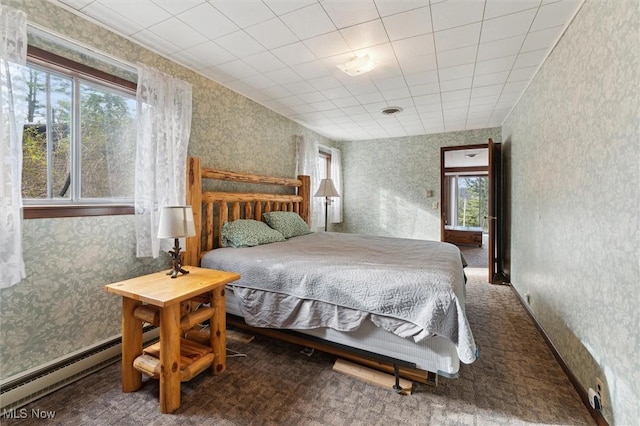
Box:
(24, 204), (134, 219)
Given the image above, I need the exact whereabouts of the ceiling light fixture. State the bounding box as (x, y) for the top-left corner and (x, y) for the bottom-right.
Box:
(337, 54), (376, 77)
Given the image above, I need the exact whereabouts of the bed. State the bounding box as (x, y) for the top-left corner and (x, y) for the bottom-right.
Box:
(184, 157), (477, 386)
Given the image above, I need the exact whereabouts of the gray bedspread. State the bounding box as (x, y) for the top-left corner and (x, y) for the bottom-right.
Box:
(201, 232), (477, 364)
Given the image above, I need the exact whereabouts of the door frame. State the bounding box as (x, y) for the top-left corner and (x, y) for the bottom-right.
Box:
(440, 141), (506, 283)
(440, 143), (488, 241)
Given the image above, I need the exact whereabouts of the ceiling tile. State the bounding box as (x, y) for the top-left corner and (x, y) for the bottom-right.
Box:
(291, 60), (331, 80)
(531, 0), (582, 32)
(521, 27), (563, 53)
(245, 18), (298, 49)
(284, 80), (317, 95)
(430, 0), (485, 32)
(381, 87), (411, 101)
(183, 41), (236, 66)
(435, 22), (481, 52)
(344, 80), (379, 96)
(216, 59), (259, 79)
(280, 3), (336, 40)
(507, 66), (537, 82)
(438, 63), (475, 81)
(304, 31), (351, 58)
(308, 75), (344, 91)
(440, 77), (472, 92)
(153, 0), (206, 15)
(437, 45), (477, 68)
(210, 1), (276, 28)
(331, 95), (360, 106)
(148, 17), (208, 49)
(242, 51), (287, 73)
(103, 0), (172, 29)
(271, 42), (317, 65)
(484, 0), (540, 20)
(404, 70), (439, 85)
(321, 0), (379, 29)
(356, 92), (385, 104)
(340, 19), (389, 50)
(133, 29), (182, 55)
(513, 49), (547, 69)
(215, 31), (265, 58)
(397, 53), (438, 74)
(82, 2), (144, 36)
(264, 67), (303, 84)
(374, 0), (429, 17)
(409, 82), (440, 96)
(168, 49), (207, 70)
(382, 6), (432, 41)
(476, 34), (526, 62)
(474, 55), (517, 75)
(58, 0), (95, 8)
(263, 0), (316, 15)
(480, 9), (537, 44)
(392, 34), (435, 58)
(177, 3), (239, 40)
(373, 76), (406, 91)
(473, 71), (510, 87)
(471, 84), (503, 98)
(261, 85), (293, 99)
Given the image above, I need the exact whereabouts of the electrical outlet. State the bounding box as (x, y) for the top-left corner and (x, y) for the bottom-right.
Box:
(596, 378), (606, 408)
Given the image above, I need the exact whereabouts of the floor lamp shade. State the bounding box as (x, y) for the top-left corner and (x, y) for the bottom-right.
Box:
(314, 179), (340, 198)
(314, 179), (340, 231)
(158, 206), (196, 239)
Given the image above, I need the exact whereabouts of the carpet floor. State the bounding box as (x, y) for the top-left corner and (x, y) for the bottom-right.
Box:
(3, 263), (594, 425)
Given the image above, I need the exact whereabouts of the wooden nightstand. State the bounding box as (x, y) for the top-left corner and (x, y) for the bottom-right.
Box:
(105, 266), (240, 413)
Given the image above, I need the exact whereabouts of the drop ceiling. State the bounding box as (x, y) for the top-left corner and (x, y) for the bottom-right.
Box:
(53, 0), (582, 141)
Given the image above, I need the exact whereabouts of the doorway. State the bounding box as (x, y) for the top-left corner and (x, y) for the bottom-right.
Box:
(441, 145), (489, 269)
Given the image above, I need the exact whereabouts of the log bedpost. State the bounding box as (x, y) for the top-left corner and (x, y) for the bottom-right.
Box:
(185, 156), (201, 266)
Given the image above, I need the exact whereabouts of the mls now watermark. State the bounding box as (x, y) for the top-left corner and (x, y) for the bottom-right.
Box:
(2, 408), (56, 419)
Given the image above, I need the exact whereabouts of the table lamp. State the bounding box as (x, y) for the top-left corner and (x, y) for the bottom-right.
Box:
(157, 205), (196, 278)
(314, 179), (340, 232)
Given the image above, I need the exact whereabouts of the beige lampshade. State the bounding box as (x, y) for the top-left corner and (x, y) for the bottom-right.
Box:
(157, 206), (196, 239)
(314, 179), (340, 198)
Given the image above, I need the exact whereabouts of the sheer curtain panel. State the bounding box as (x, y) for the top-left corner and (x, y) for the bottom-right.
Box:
(329, 147), (343, 224)
(135, 64), (192, 258)
(295, 135), (322, 230)
(0, 6), (27, 288)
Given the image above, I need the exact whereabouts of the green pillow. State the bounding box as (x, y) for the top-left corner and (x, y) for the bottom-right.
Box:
(263, 212), (312, 239)
(221, 219), (285, 248)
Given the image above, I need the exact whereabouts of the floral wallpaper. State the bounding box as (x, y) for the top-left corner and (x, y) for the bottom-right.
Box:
(334, 127), (500, 241)
(502, 1), (639, 425)
(0, 0), (331, 379)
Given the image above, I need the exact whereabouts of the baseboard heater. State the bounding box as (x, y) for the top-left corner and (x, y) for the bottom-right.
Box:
(0, 326), (159, 413)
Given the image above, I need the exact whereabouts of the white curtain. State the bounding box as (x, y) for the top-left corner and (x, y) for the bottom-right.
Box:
(135, 64), (192, 258)
(0, 6), (27, 289)
(295, 135), (322, 230)
(329, 147), (343, 224)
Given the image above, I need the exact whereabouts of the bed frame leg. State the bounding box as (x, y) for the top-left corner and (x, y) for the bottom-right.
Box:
(392, 364), (403, 394)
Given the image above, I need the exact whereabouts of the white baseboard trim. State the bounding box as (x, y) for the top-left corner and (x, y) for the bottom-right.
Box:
(0, 327), (159, 413)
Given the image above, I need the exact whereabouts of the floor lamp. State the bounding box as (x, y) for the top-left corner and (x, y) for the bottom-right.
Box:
(314, 178), (340, 232)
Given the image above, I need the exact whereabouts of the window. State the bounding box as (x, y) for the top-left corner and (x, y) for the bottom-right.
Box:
(318, 149), (331, 180)
(22, 45), (137, 218)
(446, 174), (489, 231)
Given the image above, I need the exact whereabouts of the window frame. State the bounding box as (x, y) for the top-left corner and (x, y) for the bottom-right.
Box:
(23, 46), (137, 219)
(319, 147), (332, 180)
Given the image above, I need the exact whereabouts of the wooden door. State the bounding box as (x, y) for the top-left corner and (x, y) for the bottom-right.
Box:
(487, 138), (506, 284)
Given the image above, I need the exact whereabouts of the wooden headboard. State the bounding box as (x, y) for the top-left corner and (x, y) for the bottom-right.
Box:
(184, 156), (310, 266)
